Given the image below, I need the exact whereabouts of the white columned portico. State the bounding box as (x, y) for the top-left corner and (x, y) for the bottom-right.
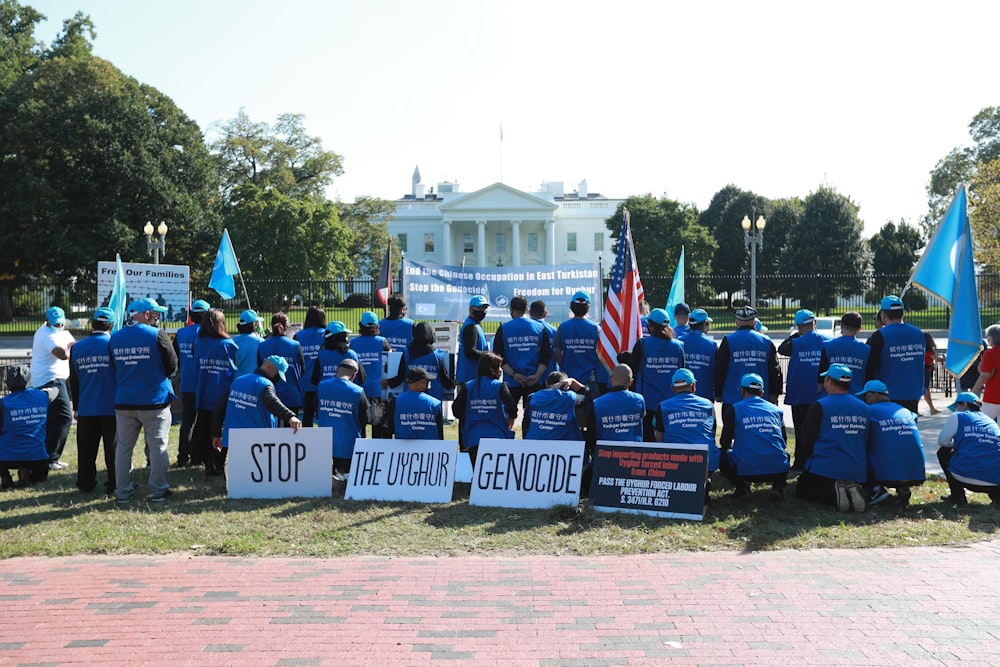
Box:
(512, 220), (521, 267)
(546, 219), (556, 265)
(477, 220), (486, 266)
(442, 220), (452, 265)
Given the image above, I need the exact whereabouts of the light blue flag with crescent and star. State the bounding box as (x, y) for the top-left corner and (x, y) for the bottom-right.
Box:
(107, 253), (127, 333)
(209, 228), (240, 300)
(665, 246), (685, 328)
(908, 184), (981, 376)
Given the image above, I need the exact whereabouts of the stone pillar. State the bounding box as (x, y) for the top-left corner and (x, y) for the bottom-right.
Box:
(441, 220), (452, 265)
(546, 219), (556, 265)
(477, 220), (486, 267)
(512, 220), (521, 267)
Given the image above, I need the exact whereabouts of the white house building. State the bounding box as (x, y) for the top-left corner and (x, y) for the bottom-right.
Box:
(386, 167), (624, 272)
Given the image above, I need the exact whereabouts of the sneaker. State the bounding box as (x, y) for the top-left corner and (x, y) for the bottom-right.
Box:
(149, 489), (173, 503)
(846, 482), (867, 512)
(48, 461), (68, 470)
(941, 493), (968, 506)
(897, 486), (912, 506)
(867, 485), (891, 507)
(834, 480), (851, 511)
(116, 494), (133, 505)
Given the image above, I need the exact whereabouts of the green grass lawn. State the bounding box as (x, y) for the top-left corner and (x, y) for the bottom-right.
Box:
(1, 424), (997, 559)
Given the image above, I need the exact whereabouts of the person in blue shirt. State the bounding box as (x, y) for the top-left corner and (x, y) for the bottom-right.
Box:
(866, 295), (925, 413)
(456, 295), (489, 384)
(193, 308), (239, 477)
(389, 322), (455, 402)
(714, 306), (782, 411)
(211, 355), (302, 468)
(795, 363), (870, 512)
(719, 373), (790, 501)
(293, 305), (327, 427)
(591, 364), (645, 442)
(110, 298), (178, 503)
(493, 295), (551, 426)
(529, 300), (558, 373)
(172, 298), (209, 467)
(452, 351), (516, 467)
(672, 302), (691, 337)
(653, 368), (719, 505)
(856, 380), (925, 507)
(68, 307), (117, 494)
(818, 311), (870, 395)
(317, 357), (370, 480)
(350, 311), (392, 437)
(678, 309), (716, 402)
(936, 392), (1000, 506)
(554, 291), (608, 396)
(523, 371), (591, 441)
(387, 366), (444, 440)
(378, 293), (414, 351)
(624, 307), (685, 441)
(312, 321), (365, 387)
(778, 309), (825, 469)
(231, 309), (263, 378)
(257, 312), (305, 427)
(0, 366), (56, 489)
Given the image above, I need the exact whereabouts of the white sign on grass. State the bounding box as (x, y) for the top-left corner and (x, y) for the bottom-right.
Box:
(227, 427), (333, 499)
(346, 438), (458, 503)
(469, 438), (585, 509)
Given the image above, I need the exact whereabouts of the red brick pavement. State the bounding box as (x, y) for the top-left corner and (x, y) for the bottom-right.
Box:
(2, 540), (1000, 666)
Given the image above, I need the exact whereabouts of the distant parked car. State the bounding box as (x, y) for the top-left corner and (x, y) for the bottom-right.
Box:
(789, 316), (840, 339)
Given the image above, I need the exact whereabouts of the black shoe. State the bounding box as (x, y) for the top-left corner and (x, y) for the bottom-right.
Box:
(734, 481), (751, 498)
(175, 458), (189, 468)
(942, 493), (968, 506)
(897, 486), (912, 506)
(149, 489), (173, 503)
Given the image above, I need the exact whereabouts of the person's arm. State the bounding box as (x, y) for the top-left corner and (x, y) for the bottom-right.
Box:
(492, 324), (506, 358)
(157, 329), (178, 377)
(714, 337), (730, 401)
(866, 330), (884, 381)
(719, 404), (736, 448)
(211, 388), (230, 440)
(972, 349), (993, 395)
(653, 406), (665, 442)
(767, 344), (782, 402)
(387, 354), (405, 389)
(938, 413), (960, 447)
(777, 335), (795, 357)
(50, 332), (72, 361)
(452, 384), (467, 421)
(385, 396), (396, 437)
(625, 338), (643, 378)
(499, 383), (517, 429)
(553, 329), (564, 366)
(818, 346), (830, 384)
(435, 403), (444, 440)
(437, 352), (455, 390)
(462, 324), (485, 362)
(358, 393), (371, 427)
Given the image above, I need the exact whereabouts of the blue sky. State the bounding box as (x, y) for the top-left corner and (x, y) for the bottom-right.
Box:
(34, 0), (1000, 237)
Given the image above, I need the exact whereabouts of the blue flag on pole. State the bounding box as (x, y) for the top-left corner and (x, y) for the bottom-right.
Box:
(209, 228), (240, 300)
(908, 184), (981, 376)
(107, 253), (127, 333)
(665, 246), (685, 328)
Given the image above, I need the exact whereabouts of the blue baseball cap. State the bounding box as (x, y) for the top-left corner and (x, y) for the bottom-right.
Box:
(855, 380), (888, 397)
(93, 307), (115, 323)
(325, 321), (350, 336)
(571, 290), (591, 305)
(45, 306), (66, 326)
(469, 295), (489, 308)
(821, 363), (853, 382)
(948, 391), (982, 411)
(688, 309), (712, 324)
(647, 308), (669, 325)
(131, 297), (167, 314)
(264, 354), (288, 382)
(672, 368), (696, 387)
(191, 299), (210, 313)
(880, 295), (904, 311)
(740, 373), (764, 389)
(754, 319), (768, 332)
(239, 309), (260, 325)
(794, 309), (816, 325)
(360, 311), (379, 327)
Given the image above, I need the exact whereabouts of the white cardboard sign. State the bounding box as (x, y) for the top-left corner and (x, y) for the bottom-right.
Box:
(345, 438), (459, 503)
(227, 427), (333, 498)
(469, 438), (585, 508)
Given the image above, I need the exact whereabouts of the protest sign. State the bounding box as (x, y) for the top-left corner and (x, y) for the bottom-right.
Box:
(227, 427), (333, 499)
(469, 438), (585, 508)
(346, 439), (458, 503)
(589, 441), (708, 520)
(97, 261), (190, 326)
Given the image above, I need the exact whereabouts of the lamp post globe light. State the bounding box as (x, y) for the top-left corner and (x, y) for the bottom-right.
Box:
(741, 212), (766, 308)
(144, 221), (168, 265)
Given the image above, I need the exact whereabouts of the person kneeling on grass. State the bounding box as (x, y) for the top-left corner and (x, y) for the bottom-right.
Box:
(936, 391), (1000, 507)
(719, 373), (790, 501)
(211, 355), (302, 475)
(795, 363), (870, 512)
(0, 366), (58, 489)
(857, 380), (925, 507)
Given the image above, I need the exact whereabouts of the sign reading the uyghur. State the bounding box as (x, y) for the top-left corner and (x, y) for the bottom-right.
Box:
(97, 261), (190, 327)
(402, 260), (602, 322)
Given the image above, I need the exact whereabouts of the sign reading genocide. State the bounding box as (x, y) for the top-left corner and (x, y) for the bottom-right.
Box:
(469, 439), (585, 509)
(227, 427), (333, 499)
(346, 438), (459, 503)
(589, 441), (708, 521)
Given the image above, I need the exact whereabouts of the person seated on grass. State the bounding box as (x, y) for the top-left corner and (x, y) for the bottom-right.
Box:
(936, 391), (1000, 507)
(795, 363), (870, 512)
(452, 352), (516, 468)
(857, 380), (925, 507)
(719, 373), (790, 501)
(0, 366), (58, 489)
(317, 358), (370, 481)
(522, 371), (592, 441)
(386, 367), (444, 440)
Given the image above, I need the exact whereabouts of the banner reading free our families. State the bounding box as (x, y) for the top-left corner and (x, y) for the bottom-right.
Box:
(402, 260), (602, 322)
(97, 261), (190, 326)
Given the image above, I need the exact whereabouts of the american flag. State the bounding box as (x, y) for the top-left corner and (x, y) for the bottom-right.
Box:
(375, 240), (392, 308)
(598, 209), (645, 371)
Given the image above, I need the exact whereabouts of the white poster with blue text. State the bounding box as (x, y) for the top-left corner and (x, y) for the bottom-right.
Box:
(402, 260), (602, 322)
(97, 261), (190, 327)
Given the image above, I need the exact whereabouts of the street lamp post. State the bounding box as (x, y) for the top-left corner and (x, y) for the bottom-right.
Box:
(741, 212), (766, 308)
(144, 221), (168, 265)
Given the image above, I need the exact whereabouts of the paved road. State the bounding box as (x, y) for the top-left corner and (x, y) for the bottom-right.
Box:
(2, 541), (999, 666)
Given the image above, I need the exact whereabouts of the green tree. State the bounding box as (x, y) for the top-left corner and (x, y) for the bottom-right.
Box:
(46, 11), (95, 60)
(0, 0), (43, 92)
(337, 196), (398, 278)
(605, 194), (715, 306)
(0, 56), (220, 285)
(970, 159), (1000, 273)
(781, 186), (868, 311)
(867, 220), (925, 309)
(713, 191), (771, 305)
(754, 197), (801, 302)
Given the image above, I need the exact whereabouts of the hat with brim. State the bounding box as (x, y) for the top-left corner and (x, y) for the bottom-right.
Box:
(672, 368), (696, 387)
(821, 363), (853, 382)
(46, 306), (66, 326)
(948, 391), (982, 411)
(740, 372), (764, 390)
(689, 309), (712, 324)
(855, 379), (889, 397)
(131, 298), (167, 314)
(264, 354), (288, 382)
(406, 367), (431, 384)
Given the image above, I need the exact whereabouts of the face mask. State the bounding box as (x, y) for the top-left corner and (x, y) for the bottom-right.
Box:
(470, 309), (487, 323)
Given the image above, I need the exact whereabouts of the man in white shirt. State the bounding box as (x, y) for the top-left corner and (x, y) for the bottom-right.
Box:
(30, 306), (75, 470)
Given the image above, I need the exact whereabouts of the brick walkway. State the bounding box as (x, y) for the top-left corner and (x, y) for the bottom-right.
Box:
(2, 540), (999, 666)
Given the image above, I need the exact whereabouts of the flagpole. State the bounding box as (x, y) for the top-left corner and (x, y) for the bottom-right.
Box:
(596, 254), (604, 323)
(224, 229), (252, 312)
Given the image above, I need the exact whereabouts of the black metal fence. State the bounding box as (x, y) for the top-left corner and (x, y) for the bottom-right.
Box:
(2, 272), (1000, 336)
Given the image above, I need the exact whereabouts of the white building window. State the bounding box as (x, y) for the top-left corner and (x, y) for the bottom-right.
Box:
(424, 233), (435, 253)
(463, 233), (474, 253)
(527, 233), (538, 252)
(594, 232), (604, 252)
(398, 233), (407, 252)
(567, 232), (577, 252)
(495, 232), (506, 254)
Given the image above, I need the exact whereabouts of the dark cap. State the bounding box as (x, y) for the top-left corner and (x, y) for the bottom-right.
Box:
(5, 364), (30, 390)
(406, 367), (431, 383)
